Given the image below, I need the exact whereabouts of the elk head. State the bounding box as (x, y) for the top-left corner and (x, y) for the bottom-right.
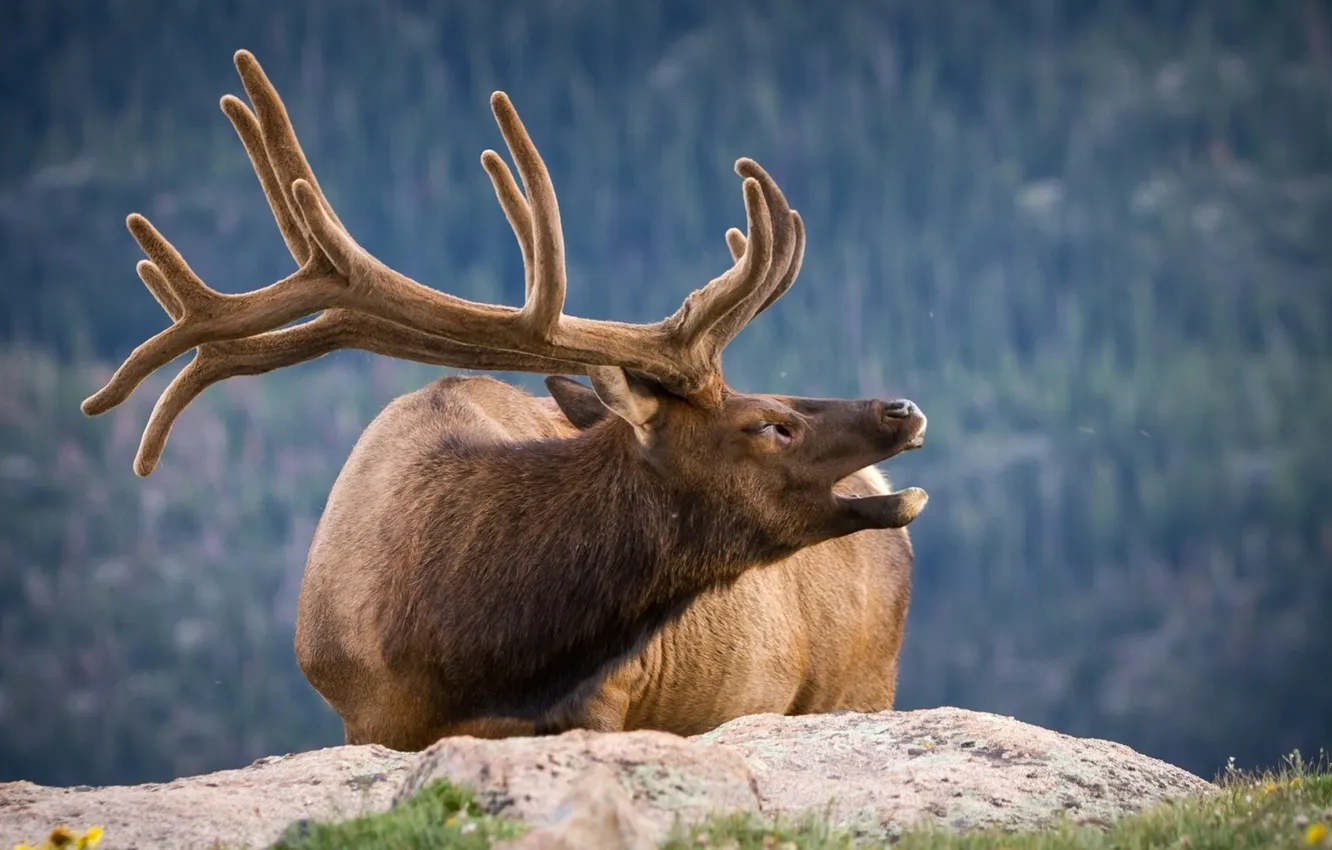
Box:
(546, 371), (927, 565)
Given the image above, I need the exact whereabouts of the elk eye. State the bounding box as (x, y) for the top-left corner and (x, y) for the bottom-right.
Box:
(758, 423), (794, 447)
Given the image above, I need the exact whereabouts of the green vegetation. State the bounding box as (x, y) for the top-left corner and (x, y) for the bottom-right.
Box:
(2, 0), (1329, 787)
(268, 779), (526, 850)
(258, 755), (1332, 848)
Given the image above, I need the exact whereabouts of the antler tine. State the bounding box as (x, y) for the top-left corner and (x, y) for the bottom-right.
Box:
(758, 211), (805, 316)
(725, 227), (748, 263)
(232, 50), (349, 244)
(721, 209), (806, 320)
(668, 176), (775, 349)
(220, 92), (312, 266)
(487, 93), (566, 336)
(702, 159), (804, 347)
(480, 150), (536, 300)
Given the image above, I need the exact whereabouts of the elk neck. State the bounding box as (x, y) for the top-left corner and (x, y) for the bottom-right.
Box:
(396, 414), (776, 722)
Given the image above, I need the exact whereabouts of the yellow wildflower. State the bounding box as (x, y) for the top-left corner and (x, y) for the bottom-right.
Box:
(47, 826), (76, 847)
(1264, 782), (1278, 794)
(1292, 777), (1303, 788)
(446, 816), (459, 827)
(76, 827), (104, 849)
(14, 843), (35, 850)
(1306, 822), (1330, 845)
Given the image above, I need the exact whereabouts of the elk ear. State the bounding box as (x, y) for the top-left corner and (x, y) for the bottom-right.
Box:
(586, 366), (661, 441)
(545, 376), (610, 430)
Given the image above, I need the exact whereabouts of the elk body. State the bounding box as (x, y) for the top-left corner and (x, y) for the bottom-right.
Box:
(301, 374), (916, 746)
(83, 51), (928, 750)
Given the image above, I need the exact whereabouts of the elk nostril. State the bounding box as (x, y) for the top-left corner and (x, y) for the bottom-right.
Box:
(881, 400), (918, 419)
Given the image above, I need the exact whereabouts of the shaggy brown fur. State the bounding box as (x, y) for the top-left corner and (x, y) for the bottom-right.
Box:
(82, 50), (929, 748)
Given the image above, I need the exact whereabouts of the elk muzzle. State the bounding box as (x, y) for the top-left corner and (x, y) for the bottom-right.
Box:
(792, 395), (927, 479)
(877, 398), (927, 453)
(797, 395), (930, 535)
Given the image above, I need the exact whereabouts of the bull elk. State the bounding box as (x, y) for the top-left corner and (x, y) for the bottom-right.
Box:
(82, 50), (929, 749)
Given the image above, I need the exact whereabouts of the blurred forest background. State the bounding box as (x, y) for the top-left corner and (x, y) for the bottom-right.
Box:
(2, 0), (1330, 788)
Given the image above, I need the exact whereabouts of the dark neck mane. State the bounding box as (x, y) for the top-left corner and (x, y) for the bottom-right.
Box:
(387, 417), (752, 723)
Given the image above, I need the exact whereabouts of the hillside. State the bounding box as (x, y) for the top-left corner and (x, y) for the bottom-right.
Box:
(1, 0), (1329, 787)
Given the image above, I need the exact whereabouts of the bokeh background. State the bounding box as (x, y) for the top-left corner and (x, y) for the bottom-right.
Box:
(2, 0), (1330, 788)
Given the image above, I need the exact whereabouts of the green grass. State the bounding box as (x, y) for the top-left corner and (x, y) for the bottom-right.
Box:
(266, 779), (527, 849)
(269, 753), (1332, 849)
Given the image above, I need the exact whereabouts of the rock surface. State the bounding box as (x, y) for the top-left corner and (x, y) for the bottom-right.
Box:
(494, 765), (660, 850)
(0, 745), (412, 850)
(396, 727), (758, 842)
(0, 708), (1217, 849)
(696, 706), (1218, 842)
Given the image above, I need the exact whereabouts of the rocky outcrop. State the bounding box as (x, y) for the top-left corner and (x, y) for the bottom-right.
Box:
(396, 727), (758, 839)
(0, 708), (1217, 849)
(694, 706), (1215, 842)
(0, 744), (413, 850)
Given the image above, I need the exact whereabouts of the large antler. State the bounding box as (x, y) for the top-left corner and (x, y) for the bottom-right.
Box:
(83, 50), (805, 474)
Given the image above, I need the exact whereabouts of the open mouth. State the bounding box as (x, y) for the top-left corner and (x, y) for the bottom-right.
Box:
(834, 416), (928, 527)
